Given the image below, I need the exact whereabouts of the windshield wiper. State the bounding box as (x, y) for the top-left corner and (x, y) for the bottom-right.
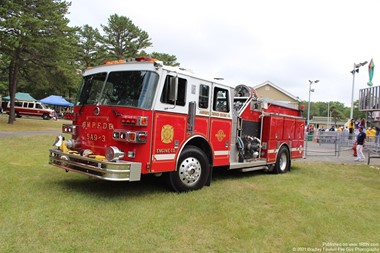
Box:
(111, 107), (121, 117)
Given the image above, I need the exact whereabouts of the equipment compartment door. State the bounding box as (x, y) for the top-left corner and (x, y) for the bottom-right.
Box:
(283, 118), (295, 140)
(292, 119), (305, 159)
(262, 116), (284, 162)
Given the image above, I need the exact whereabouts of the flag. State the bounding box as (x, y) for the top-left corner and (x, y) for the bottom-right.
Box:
(368, 58), (375, 86)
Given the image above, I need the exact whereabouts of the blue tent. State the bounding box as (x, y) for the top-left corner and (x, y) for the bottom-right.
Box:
(40, 95), (73, 107)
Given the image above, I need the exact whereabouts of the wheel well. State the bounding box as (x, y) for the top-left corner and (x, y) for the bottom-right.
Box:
(185, 137), (213, 166)
(280, 143), (289, 151)
(276, 143), (290, 160)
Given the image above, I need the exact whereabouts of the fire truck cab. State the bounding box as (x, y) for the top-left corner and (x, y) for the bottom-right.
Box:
(49, 58), (304, 192)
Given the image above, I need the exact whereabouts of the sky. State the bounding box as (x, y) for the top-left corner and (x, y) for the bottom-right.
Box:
(67, 0), (380, 106)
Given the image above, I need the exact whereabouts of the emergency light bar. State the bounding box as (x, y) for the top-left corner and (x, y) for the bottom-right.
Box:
(104, 57), (158, 65)
(135, 57), (158, 62)
(104, 59), (126, 65)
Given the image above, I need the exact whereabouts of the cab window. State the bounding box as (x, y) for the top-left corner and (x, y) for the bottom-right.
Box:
(160, 75), (187, 106)
(199, 84), (209, 109)
(213, 87), (229, 112)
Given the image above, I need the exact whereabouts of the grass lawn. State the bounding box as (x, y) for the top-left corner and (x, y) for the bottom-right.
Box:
(0, 114), (69, 132)
(0, 118), (379, 252)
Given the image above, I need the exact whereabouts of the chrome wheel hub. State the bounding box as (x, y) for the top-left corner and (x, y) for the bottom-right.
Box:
(179, 157), (201, 185)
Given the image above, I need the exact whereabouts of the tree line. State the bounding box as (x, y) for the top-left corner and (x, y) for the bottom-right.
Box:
(0, 1), (366, 125)
(300, 100), (366, 126)
(0, 0), (178, 124)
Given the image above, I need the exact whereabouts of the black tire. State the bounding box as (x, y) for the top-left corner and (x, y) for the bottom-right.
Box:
(167, 145), (210, 192)
(273, 146), (290, 174)
(42, 113), (50, 120)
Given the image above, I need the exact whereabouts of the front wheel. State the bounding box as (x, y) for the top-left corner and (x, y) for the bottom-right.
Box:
(167, 145), (210, 192)
(42, 113), (50, 120)
(273, 146), (290, 174)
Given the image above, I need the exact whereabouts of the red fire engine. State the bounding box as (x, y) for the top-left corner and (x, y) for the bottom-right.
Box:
(49, 57), (305, 192)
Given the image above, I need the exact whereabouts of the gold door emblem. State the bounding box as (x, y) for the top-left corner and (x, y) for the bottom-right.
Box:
(215, 130), (226, 142)
(161, 124), (174, 144)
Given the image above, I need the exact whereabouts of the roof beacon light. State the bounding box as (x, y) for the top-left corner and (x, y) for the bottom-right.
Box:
(135, 57), (157, 62)
(104, 59), (126, 65)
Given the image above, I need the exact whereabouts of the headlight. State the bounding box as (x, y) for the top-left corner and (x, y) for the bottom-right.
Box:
(62, 124), (77, 135)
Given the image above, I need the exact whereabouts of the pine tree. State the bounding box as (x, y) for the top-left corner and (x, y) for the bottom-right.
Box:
(0, 0), (77, 124)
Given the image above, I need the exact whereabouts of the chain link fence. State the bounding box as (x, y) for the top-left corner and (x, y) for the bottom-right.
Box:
(305, 130), (379, 157)
(304, 131), (359, 157)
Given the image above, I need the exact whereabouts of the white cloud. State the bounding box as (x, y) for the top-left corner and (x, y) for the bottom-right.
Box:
(67, 0), (380, 106)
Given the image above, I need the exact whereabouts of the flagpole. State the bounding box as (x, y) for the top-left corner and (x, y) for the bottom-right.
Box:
(350, 63), (356, 120)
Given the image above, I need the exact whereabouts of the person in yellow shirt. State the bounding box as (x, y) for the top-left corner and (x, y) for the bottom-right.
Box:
(348, 119), (355, 139)
(366, 127), (376, 142)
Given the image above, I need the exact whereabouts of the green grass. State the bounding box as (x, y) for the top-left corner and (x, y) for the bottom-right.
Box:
(0, 114), (68, 132)
(0, 118), (379, 252)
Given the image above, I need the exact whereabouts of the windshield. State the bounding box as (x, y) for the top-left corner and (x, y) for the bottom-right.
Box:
(39, 103), (49, 110)
(77, 72), (107, 105)
(77, 71), (159, 109)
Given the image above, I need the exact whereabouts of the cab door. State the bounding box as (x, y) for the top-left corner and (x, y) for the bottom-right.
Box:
(209, 85), (232, 166)
(150, 73), (188, 173)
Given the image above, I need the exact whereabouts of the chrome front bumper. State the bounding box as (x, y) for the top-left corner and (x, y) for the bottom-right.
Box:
(49, 149), (142, 181)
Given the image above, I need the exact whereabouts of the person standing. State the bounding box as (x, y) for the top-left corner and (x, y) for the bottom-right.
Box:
(359, 118), (366, 132)
(348, 119), (355, 139)
(355, 127), (366, 162)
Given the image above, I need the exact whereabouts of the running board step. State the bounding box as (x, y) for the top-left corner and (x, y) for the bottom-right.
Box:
(240, 166), (269, 173)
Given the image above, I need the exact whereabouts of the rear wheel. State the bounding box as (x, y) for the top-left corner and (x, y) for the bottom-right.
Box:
(167, 145), (210, 192)
(273, 146), (290, 174)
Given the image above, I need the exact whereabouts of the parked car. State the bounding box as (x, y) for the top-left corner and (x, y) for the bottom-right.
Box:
(2, 100), (55, 120)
